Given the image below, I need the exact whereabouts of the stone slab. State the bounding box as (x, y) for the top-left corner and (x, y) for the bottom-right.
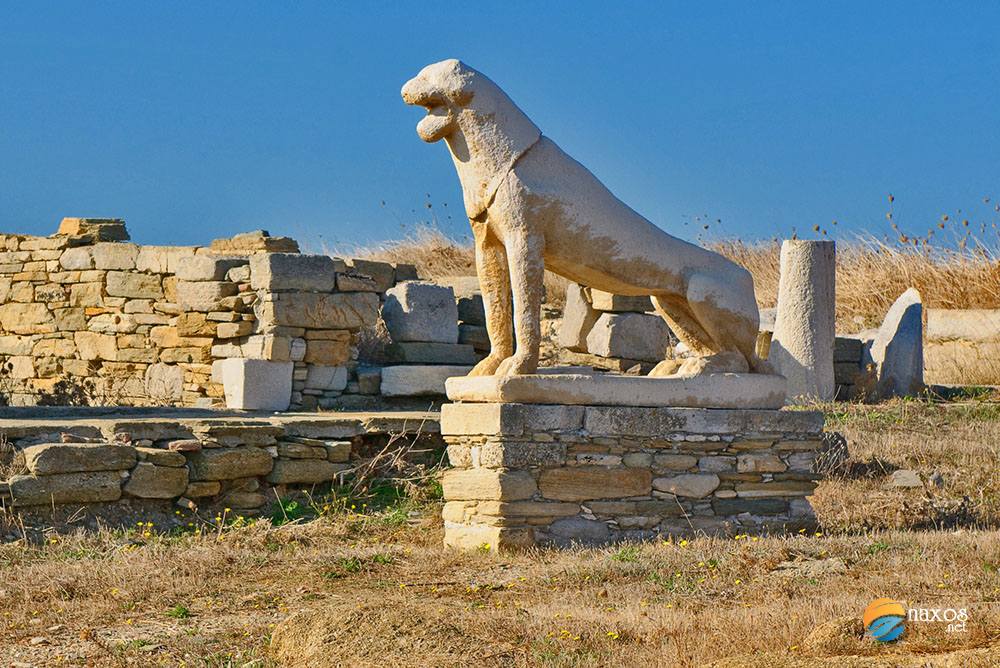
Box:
(220, 359), (294, 411)
(445, 373), (786, 409)
(381, 365), (473, 396)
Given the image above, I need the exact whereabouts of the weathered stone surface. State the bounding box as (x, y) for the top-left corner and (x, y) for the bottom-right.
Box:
(737, 453), (787, 473)
(558, 283), (599, 352)
(304, 365), (348, 391)
(303, 339), (350, 365)
(477, 441), (567, 468)
(652, 473), (720, 498)
(184, 481), (221, 497)
(106, 271), (162, 299)
(186, 447), (273, 481)
(586, 312), (672, 362)
(381, 365), (472, 396)
(446, 373), (787, 409)
(210, 230), (299, 254)
(221, 359), (293, 411)
(123, 462), (189, 498)
(543, 516), (612, 545)
(336, 272), (379, 292)
(888, 469), (922, 488)
(582, 405), (824, 438)
(712, 498), (788, 516)
(458, 324), (490, 351)
(538, 467), (651, 501)
(266, 459), (347, 484)
(589, 290), (653, 313)
(870, 288), (924, 397)
(443, 524), (534, 551)
(734, 481), (816, 497)
(0, 303), (53, 334)
(382, 281), (458, 343)
(345, 258), (396, 293)
(9, 471), (122, 506)
(22, 443), (136, 475)
(176, 281), (238, 312)
(384, 342), (479, 365)
(59, 247), (95, 270)
(250, 253), (343, 292)
(57, 217), (130, 241)
(440, 468), (537, 501)
(135, 246), (196, 273)
(73, 331), (117, 361)
(175, 256), (247, 282)
(441, 402), (585, 436)
(135, 447), (186, 467)
(770, 240), (836, 402)
(257, 291), (378, 330)
(92, 243), (139, 270)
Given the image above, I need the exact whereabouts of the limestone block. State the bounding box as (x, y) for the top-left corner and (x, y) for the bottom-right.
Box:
(59, 247), (94, 270)
(52, 307), (86, 331)
(249, 253), (343, 292)
(736, 453), (787, 473)
(585, 312), (671, 362)
(74, 331), (118, 361)
(559, 283), (600, 353)
(175, 256), (248, 282)
(210, 230), (299, 254)
(135, 246), (197, 273)
(123, 462), (188, 498)
(384, 342), (479, 365)
(543, 516), (611, 545)
(394, 263), (418, 281)
(34, 283), (67, 303)
(336, 272), (379, 292)
(176, 280), (238, 311)
(69, 282), (103, 307)
(220, 358), (293, 410)
(712, 498), (788, 516)
(22, 443), (136, 475)
(215, 321), (254, 339)
(478, 441), (566, 468)
(770, 240), (836, 402)
(440, 468), (537, 501)
(256, 292), (378, 330)
(382, 281), (458, 343)
(184, 481), (221, 497)
(57, 217), (129, 241)
(9, 471), (122, 506)
(734, 481), (816, 497)
(458, 324), (490, 351)
(457, 293), (486, 326)
(927, 308), (1000, 343)
(357, 366), (381, 394)
(92, 243), (139, 270)
(7, 356), (34, 379)
(834, 336), (864, 363)
(0, 302), (53, 335)
(589, 289), (653, 313)
(242, 334), (292, 361)
(304, 365), (348, 391)
(145, 363), (184, 402)
(177, 313), (217, 336)
(0, 335), (35, 355)
(443, 523), (535, 551)
(870, 288), (924, 397)
(380, 365), (472, 396)
(345, 258), (396, 293)
(104, 271), (163, 299)
(135, 447), (186, 467)
(441, 402), (585, 437)
(266, 459), (348, 484)
(303, 339), (350, 365)
(186, 447), (273, 481)
(538, 467), (652, 501)
(651, 473), (720, 498)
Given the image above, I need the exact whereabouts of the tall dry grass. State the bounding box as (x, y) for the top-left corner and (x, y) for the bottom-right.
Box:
(349, 224), (1000, 332)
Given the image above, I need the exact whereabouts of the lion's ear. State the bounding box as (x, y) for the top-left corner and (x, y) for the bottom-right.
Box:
(450, 89), (474, 107)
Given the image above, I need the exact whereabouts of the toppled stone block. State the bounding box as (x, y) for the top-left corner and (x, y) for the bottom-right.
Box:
(9, 471), (123, 506)
(380, 365), (472, 396)
(382, 281), (459, 343)
(250, 253), (344, 292)
(123, 462), (189, 498)
(210, 230), (299, 254)
(871, 288), (924, 397)
(384, 342), (479, 365)
(585, 312), (672, 362)
(220, 359), (293, 411)
(22, 443), (137, 475)
(186, 447), (273, 481)
(559, 283), (600, 352)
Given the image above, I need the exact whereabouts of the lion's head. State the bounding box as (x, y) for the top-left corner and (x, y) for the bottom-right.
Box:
(402, 60), (541, 218)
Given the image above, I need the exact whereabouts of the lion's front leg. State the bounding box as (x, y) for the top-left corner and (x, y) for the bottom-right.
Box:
(494, 227), (543, 377)
(467, 219), (514, 377)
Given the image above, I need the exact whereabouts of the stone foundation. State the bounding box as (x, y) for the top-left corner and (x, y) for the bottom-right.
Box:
(440, 402), (824, 551)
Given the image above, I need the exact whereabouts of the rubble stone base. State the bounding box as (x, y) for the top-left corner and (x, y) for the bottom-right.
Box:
(441, 402), (825, 551)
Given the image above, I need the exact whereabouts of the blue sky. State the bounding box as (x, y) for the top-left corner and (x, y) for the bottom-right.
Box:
(1, 3), (998, 250)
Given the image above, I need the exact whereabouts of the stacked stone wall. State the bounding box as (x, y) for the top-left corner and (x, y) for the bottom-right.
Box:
(0, 220), (415, 409)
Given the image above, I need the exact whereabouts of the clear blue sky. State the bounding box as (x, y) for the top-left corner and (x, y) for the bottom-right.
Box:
(1, 2), (998, 249)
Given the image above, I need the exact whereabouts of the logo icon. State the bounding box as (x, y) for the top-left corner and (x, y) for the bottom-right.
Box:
(864, 598), (906, 642)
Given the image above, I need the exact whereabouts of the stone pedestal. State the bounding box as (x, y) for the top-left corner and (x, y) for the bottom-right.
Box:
(440, 401), (825, 551)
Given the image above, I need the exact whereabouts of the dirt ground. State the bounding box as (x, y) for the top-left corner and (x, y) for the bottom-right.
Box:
(1, 400), (998, 667)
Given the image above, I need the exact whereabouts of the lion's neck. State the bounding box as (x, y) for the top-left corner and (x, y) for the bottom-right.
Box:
(445, 108), (540, 220)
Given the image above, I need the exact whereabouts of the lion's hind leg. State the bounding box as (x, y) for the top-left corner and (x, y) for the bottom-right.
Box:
(647, 294), (718, 377)
(678, 271), (761, 376)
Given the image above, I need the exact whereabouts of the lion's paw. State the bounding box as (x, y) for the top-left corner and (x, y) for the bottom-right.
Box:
(495, 354), (538, 377)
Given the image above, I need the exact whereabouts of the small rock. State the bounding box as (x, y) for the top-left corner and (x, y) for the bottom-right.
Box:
(928, 471), (945, 488)
(888, 469), (922, 488)
(29, 636), (49, 645)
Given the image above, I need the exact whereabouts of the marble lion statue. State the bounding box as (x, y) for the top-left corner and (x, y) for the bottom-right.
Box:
(402, 59), (769, 379)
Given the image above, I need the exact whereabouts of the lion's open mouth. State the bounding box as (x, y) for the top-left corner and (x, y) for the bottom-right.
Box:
(416, 105), (454, 142)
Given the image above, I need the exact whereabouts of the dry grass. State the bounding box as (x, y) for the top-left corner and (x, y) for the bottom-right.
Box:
(1, 401), (999, 666)
(345, 224), (1000, 332)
